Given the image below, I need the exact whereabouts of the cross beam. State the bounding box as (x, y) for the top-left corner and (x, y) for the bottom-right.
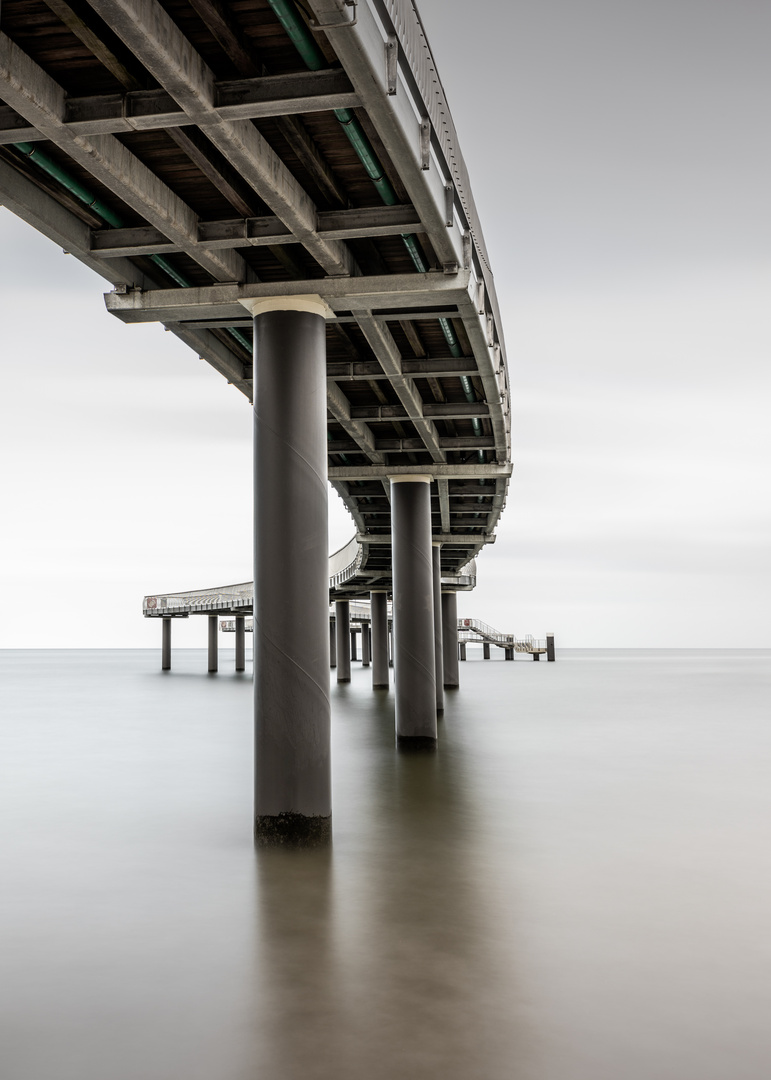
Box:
(0, 69), (360, 144)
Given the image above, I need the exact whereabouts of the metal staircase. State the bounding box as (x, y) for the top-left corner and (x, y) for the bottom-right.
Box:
(458, 619), (546, 654)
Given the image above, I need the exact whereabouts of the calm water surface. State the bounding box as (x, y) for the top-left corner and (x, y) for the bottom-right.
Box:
(2, 649), (770, 1079)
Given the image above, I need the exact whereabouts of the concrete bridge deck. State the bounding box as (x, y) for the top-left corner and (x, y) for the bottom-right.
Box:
(0, 0), (510, 579)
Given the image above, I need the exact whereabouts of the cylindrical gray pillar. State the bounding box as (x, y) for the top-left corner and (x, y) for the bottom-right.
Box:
(390, 476), (437, 745)
(459, 641), (467, 661)
(336, 599), (351, 683)
(432, 544), (444, 714)
(329, 618), (337, 668)
(533, 651), (540, 661)
(505, 647), (514, 661)
(547, 633), (555, 662)
(208, 615), (218, 673)
(441, 592), (459, 689)
(361, 621), (370, 667)
(235, 615), (245, 672)
(483, 643), (491, 660)
(371, 591), (389, 688)
(350, 628), (358, 662)
(250, 300), (331, 847)
(162, 617), (171, 671)
(388, 623), (394, 667)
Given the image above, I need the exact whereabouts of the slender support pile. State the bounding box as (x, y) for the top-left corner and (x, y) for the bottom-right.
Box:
(442, 592), (460, 689)
(371, 591), (389, 688)
(247, 299), (331, 847)
(235, 616), (245, 672)
(162, 617), (171, 671)
(432, 545), (444, 715)
(208, 616), (218, 673)
(336, 600), (351, 683)
(390, 477), (437, 747)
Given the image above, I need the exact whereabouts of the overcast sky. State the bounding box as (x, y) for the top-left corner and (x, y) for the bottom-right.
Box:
(1, 0), (769, 648)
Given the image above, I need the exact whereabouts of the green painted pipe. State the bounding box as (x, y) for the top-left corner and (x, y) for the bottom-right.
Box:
(14, 143), (123, 227)
(14, 141), (251, 356)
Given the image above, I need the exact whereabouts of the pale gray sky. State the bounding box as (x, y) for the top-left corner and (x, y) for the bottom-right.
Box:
(1, 0), (769, 647)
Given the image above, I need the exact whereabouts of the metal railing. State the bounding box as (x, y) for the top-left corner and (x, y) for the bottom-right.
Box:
(383, 0), (492, 280)
(457, 618), (546, 652)
(380, 0), (509, 400)
(145, 545), (477, 617)
(220, 618), (252, 632)
(328, 535), (363, 588)
(144, 582), (253, 615)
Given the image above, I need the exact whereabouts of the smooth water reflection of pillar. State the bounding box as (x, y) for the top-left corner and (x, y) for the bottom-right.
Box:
(248, 298), (331, 847)
(441, 591), (459, 688)
(235, 615), (245, 672)
(390, 476), (437, 745)
(432, 544), (444, 714)
(335, 600), (351, 683)
(371, 591), (389, 688)
(208, 615), (218, 673)
(161, 617), (171, 671)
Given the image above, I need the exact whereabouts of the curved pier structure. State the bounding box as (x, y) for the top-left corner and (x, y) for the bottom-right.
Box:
(1, 0), (511, 841)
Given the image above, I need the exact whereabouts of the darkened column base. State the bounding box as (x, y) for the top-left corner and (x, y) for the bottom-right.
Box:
(254, 813), (332, 848)
(396, 735), (438, 753)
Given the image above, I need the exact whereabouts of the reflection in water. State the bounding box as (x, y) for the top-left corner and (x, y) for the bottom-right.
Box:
(3, 649), (770, 1080)
(251, 684), (529, 1078)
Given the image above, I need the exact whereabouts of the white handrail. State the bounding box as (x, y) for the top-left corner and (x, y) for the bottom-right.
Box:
(145, 540), (479, 616)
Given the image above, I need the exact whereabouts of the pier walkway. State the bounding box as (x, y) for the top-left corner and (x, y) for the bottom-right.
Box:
(2, 0), (512, 842)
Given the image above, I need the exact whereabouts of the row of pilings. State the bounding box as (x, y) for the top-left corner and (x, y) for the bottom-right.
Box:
(159, 301), (476, 848)
(331, 590), (459, 700)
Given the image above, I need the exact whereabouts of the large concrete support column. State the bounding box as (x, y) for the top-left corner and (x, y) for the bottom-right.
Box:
(350, 628), (358, 662)
(371, 591), (389, 688)
(459, 642), (467, 661)
(208, 615), (218, 673)
(547, 633), (555, 661)
(329, 619), (337, 668)
(335, 600), (351, 683)
(235, 615), (245, 672)
(162, 617), (171, 671)
(390, 476), (437, 745)
(361, 622), (370, 667)
(432, 544), (444, 715)
(483, 643), (491, 660)
(441, 591), (459, 689)
(246, 297), (331, 846)
(505, 647), (514, 661)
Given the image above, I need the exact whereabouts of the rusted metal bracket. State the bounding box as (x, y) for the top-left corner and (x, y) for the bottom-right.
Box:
(385, 34), (398, 95)
(420, 118), (430, 170)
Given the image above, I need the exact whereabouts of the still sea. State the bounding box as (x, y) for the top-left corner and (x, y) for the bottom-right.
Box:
(2, 648), (769, 1080)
